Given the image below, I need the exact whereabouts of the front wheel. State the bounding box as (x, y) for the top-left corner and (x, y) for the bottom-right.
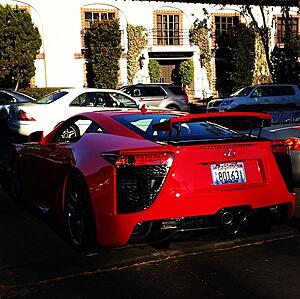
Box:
(64, 173), (96, 251)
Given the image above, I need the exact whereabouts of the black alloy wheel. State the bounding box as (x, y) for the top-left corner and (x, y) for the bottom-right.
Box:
(60, 124), (80, 140)
(64, 173), (96, 251)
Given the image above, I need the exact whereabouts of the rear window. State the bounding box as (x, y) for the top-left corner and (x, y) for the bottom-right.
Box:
(114, 114), (245, 143)
(36, 91), (68, 104)
(168, 86), (185, 95)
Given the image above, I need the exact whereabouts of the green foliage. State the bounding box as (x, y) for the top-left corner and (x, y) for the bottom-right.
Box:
(0, 5), (42, 90)
(88, 19), (122, 89)
(271, 36), (300, 85)
(127, 25), (148, 84)
(148, 60), (161, 83)
(19, 87), (60, 100)
(220, 24), (256, 95)
(189, 19), (212, 86)
(179, 60), (194, 86)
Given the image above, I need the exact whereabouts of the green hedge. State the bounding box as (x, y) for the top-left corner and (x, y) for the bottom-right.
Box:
(19, 87), (60, 100)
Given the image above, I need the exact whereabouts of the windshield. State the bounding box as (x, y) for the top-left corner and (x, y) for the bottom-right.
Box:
(36, 91), (68, 104)
(114, 114), (246, 143)
(230, 86), (255, 97)
(108, 92), (138, 108)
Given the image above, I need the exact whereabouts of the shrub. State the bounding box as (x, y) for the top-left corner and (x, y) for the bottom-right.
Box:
(148, 60), (161, 83)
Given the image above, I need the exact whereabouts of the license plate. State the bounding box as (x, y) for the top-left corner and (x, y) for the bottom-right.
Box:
(211, 162), (246, 185)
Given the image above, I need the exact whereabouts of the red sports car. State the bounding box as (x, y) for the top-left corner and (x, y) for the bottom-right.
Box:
(9, 110), (296, 250)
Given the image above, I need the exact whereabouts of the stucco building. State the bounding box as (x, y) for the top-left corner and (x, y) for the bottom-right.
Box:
(1, 0), (299, 99)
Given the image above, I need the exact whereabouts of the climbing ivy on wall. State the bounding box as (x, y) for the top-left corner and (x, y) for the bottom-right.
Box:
(189, 19), (212, 87)
(127, 25), (148, 84)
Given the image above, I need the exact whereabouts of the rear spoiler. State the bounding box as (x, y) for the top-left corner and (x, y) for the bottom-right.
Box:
(152, 112), (272, 137)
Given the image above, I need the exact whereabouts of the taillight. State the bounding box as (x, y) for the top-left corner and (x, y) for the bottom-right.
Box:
(284, 137), (300, 150)
(271, 139), (294, 193)
(17, 110), (35, 121)
(183, 92), (189, 104)
(102, 152), (174, 167)
(271, 139), (290, 155)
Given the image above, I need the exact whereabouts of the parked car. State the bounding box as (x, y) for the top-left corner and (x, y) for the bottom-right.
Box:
(7, 88), (139, 136)
(242, 107), (300, 185)
(9, 110), (295, 250)
(0, 89), (35, 126)
(206, 84), (300, 112)
(120, 83), (190, 112)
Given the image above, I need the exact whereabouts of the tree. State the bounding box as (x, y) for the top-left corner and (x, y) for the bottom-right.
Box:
(0, 5), (41, 90)
(271, 6), (300, 84)
(179, 59), (194, 86)
(88, 19), (122, 89)
(218, 24), (256, 95)
(242, 5), (273, 80)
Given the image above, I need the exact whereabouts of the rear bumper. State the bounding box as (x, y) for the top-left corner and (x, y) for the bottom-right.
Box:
(94, 192), (296, 247)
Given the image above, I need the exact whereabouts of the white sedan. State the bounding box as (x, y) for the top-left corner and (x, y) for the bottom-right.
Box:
(7, 88), (139, 136)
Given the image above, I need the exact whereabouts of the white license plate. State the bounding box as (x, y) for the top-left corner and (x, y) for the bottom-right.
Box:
(211, 162), (246, 185)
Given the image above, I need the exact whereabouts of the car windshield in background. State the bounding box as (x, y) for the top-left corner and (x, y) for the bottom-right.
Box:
(108, 92), (137, 108)
(114, 114), (246, 143)
(266, 110), (300, 124)
(230, 86), (255, 97)
(36, 91), (68, 104)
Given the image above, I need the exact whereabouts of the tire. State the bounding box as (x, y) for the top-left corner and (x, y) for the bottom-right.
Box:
(9, 157), (22, 202)
(64, 173), (96, 251)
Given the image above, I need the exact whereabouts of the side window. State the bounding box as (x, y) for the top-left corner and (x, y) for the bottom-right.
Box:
(70, 94), (86, 106)
(281, 86), (295, 96)
(252, 87), (263, 97)
(141, 87), (166, 97)
(50, 117), (103, 143)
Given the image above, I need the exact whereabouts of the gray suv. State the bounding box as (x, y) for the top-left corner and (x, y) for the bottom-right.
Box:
(207, 84), (300, 112)
(120, 83), (190, 112)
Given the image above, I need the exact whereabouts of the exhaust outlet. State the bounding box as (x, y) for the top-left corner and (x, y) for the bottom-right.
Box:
(220, 211), (234, 226)
(237, 209), (248, 223)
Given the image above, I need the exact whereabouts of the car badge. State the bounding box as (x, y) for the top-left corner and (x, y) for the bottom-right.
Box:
(224, 148), (236, 158)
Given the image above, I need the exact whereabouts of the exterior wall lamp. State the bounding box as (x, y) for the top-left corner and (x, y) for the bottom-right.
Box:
(139, 54), (145, 69)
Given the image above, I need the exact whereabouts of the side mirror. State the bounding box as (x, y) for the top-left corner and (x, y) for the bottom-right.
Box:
(29, 131), (44, 142)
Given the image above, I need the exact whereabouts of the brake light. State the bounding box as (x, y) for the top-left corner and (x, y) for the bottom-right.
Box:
(284, 137), (300, 150)
(271, 140), (290, 155)
(17, 110), (35, 121)
(102, 152), (174, 167)
(183, 92), (189, 104)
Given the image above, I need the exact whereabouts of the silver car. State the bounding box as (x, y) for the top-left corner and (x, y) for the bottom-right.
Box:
(207, 84), (300, 112)
(120, 83), (190, 112)
(246, 108), (300, 185)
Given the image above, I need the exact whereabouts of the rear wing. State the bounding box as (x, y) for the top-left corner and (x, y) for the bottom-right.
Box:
(152, 112), (272, 138)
